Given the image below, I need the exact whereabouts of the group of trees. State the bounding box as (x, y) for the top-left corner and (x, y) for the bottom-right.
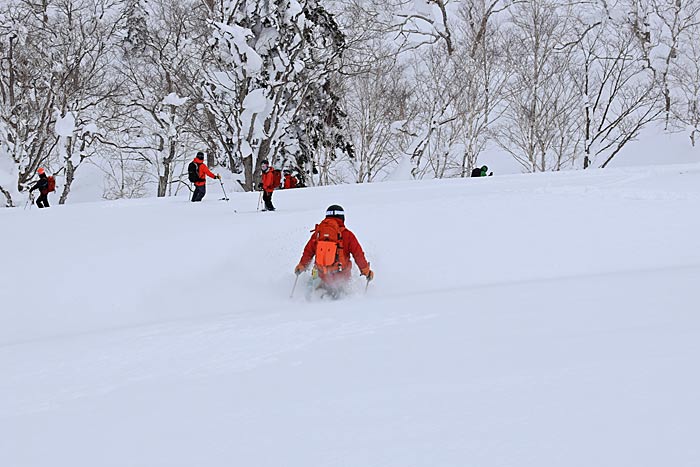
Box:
(0, 0), (348, 206)
(0, 0), (698, 207)
(340, 0), (700, 180)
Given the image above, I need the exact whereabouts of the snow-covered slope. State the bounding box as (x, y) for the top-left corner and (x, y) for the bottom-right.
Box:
(2, 165), (700, 467)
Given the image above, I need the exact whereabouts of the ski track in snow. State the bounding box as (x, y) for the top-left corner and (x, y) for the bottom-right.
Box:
(1, 295), (437, 417)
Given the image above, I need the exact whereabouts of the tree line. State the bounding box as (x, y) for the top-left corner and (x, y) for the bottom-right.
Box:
(1, 0), (698, 207)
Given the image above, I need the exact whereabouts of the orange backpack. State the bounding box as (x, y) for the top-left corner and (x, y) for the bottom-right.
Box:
(313, 218), (346, 274)
(47, 176), (56, 192)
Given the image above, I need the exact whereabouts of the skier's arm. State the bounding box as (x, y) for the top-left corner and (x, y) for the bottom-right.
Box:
(344, 231), (369, 273)
(298, 235), (317, 270)
(30, 179), (47, 192)
(200, 164), (217, 180)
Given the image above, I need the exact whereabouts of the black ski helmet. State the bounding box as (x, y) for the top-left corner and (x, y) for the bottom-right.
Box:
(196, 151), (204, 160)
(325, 204), (345, 221)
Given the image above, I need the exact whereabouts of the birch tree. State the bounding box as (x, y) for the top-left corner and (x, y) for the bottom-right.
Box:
(116, 0), (210, 197)
(569, 1), (662, 168)
(496, 0), (580, 172)
(206, 0), (349, 191)
(670, 35), (700, 145)
(0, 0), (125, 206)
(340, 47), (413, 183)
(652, 0), (700, 144)
(0, 0), (59, 207)
(50, 0), (124, 204)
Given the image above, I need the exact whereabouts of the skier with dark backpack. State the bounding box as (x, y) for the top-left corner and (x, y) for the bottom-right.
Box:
(294, 205), (374, 298)
(188, 162), (200, 183)
(188, 152), (220, 202)
(29, 168), (54, 208)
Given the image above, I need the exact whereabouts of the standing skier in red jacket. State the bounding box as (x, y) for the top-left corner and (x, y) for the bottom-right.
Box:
(190, 152), (220, 202)
(259, 159), (279, 211)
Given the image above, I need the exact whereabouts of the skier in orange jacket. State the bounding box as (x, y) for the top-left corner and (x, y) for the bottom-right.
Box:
(259, 159), (280, 211)
(190, 152), (220, 202)
(294, 205), (374, 297)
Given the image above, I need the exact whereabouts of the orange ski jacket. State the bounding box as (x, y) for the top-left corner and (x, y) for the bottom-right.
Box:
(298, 217), (369, 284)
(193, 158), (217, 186)
(261, 167), (277, 193)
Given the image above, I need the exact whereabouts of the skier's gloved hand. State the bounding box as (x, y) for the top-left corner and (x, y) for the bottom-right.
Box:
(257, 183), (263, 190)
(216, 174), (221, 179)
(360, 266), (374, 281)
(294, 264), (305, 275)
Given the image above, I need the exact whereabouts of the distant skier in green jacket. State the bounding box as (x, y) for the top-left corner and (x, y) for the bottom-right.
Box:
(471, 165), (493, 177)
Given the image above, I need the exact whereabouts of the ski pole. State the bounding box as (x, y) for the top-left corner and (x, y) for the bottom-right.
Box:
(290, 273), (300, 298)
(364, 271), (374, 294)
(24, 192), (34, 210)
(363, 264), (373, 294)
(218, 177), (229, 201)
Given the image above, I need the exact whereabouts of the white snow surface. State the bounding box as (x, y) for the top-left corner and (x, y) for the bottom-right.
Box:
(2, 164), (700, 466)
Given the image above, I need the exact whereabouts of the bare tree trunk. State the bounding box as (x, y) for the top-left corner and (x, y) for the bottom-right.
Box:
(60, 158), (75, 205)
(59, 135), (75, 205)
(257, 138), (272, 167)
(158, 141), (177, 197)
(59, 134), (87, 205)
(242, 155), (253, 191)
(207, 148), (216, 168)
(584, 60), (591, 169)
(0, 185), (13, 207)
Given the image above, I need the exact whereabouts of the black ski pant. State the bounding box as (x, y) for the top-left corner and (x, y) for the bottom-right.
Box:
(36, 193), (49, 208)
(192, 184), (206, 202)
(262, 191), (275, 211)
